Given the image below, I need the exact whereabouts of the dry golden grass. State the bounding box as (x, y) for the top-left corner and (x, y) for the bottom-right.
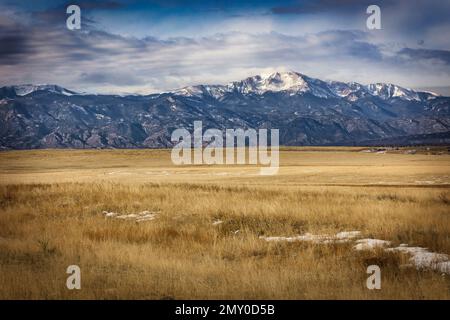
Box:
(0, 148), (449, 299)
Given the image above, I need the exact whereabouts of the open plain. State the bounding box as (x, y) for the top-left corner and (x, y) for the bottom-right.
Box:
(0, 147), (449, 299)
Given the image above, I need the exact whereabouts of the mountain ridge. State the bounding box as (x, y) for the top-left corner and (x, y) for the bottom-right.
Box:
(173, 71), (441, 101)
(2, 71), (443, 99)
(1, 71), (449, 149)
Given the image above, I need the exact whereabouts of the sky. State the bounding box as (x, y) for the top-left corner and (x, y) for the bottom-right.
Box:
(1, 0), (450, 95)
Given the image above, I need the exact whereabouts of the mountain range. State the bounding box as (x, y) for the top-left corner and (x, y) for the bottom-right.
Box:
(1, 71), (449, 149)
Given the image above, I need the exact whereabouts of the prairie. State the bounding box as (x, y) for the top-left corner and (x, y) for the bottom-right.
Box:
(0, 147), (449, 299)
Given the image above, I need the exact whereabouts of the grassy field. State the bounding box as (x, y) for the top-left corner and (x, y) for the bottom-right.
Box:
(0, 147), (449, 299)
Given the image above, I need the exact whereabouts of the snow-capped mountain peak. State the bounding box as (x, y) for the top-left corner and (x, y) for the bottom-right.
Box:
(232, 71), (312, 94)
(1, 73), (448, 150)
(9, 84), (77, 96)
(365, 83), (420, 101)
(259, 71), (308, 92)
(174, 72), (311, 97)
(173, 71), (436, 103)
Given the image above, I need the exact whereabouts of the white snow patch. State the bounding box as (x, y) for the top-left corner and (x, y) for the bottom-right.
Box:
(386, 246), (450, 274)
(102, 210), (159, 222)
(102, 211), (118, 218)
(136, 213), (158, 222)
(259, 229), (450, 275)
(336, 231), (362, 239)
(354, 239), (391, 250)
(260, 230), (362, 244)
(116, 213), (139, 219)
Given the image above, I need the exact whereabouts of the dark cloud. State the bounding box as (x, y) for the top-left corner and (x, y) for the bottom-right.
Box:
(302, 30), (383, 61)
(0, 21), (443, 92)
(30, 1), (123, 30)
(0, 36), (30, 65)
(79, 71), (145, 86)
(0, 0), (449, 93)
(33, 8), (96, 28)
(75, 1), (124, 10)
(0, 21), (34, 65)
(398, 48), (450, 65)
(271, 0), (390, 15)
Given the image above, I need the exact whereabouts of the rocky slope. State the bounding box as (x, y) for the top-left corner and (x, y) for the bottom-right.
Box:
(1, 72), (449, 149)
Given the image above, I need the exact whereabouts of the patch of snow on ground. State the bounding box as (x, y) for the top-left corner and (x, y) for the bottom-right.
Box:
(116, 213), (139, 219)
(354, 239), (391, 250)
(260, 230), (450, 274)
(260, 231), (362, 244)
(336, 231), (362, 239)
(386, 246), (450, 274)
(104, 211), (118, 218)
(102, 210), (158, 222)
(260, 231), (450, 273)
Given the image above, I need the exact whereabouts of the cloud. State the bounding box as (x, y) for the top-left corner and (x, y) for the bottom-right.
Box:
(24, 0), (125, 32)
(398, 48), (450, 65)
(0, 1), (449, 93)
(79, 71), (146, 86)
(0, 22), (447, 93)
(270, 0), (390, 15)
(0, 23), (33, 65)
(75, 1), (125, 10)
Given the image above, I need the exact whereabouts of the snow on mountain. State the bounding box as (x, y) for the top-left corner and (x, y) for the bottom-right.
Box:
(326, 81), (366, 98)
(175, 72), (332, 98)
(172, 71), (435, 102)
(1, 71), (449, 149)
(365, 83), (421, 101)
(8, 84), (77, 96)
(231, 72), (311, 94)
(175, 84), (228, 99)
(2, 72), (440, 102)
